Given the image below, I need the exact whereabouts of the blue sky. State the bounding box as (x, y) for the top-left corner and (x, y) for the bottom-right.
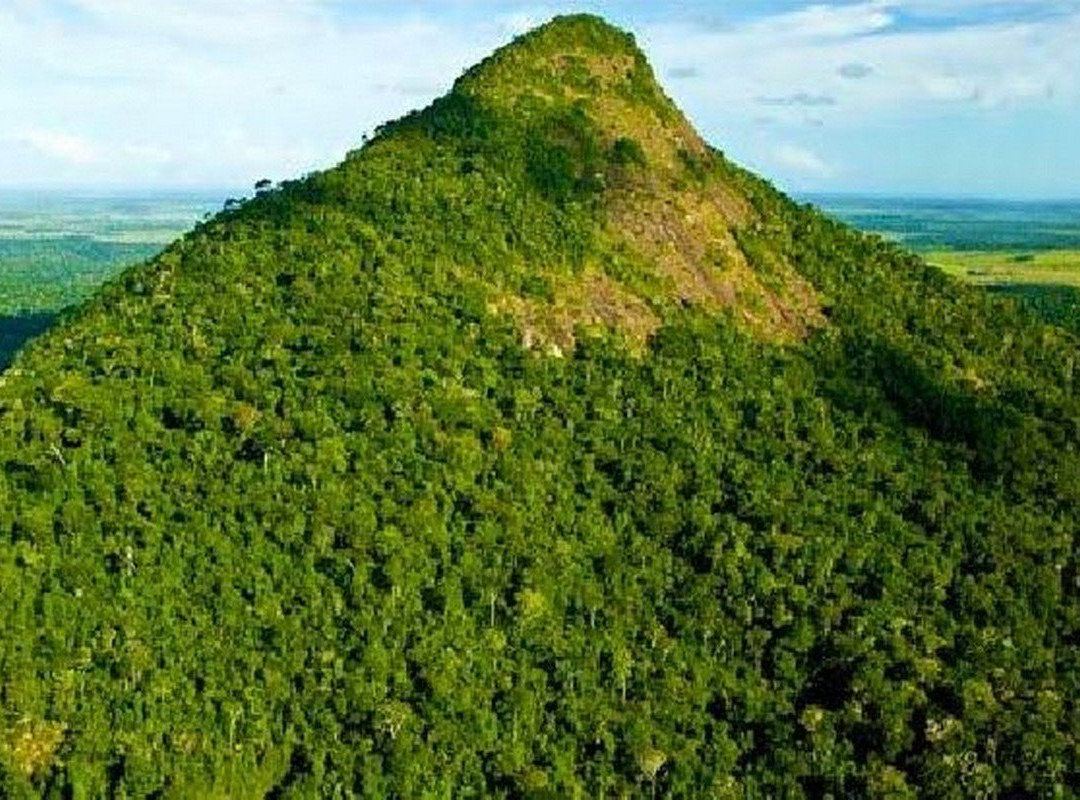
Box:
(2, 1), (1077, 198)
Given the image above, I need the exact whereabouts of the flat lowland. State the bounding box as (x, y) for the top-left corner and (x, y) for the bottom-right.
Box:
(0, 192), (223, 367)
(926, 248), (1080, 287)
(812, 196), (1080, 330)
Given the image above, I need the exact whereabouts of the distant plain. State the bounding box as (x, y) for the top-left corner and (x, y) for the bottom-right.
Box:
(811, 194), (1080, 332)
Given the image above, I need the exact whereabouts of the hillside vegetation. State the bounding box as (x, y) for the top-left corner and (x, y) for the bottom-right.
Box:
(1, 15), (1079, 798)
(0, 195), (215, 368)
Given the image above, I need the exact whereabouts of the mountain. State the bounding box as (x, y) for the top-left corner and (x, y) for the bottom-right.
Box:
(2, 15), (1079, 798)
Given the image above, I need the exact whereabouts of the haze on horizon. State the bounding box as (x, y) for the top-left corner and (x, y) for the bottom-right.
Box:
(3, 0), (1078, 199)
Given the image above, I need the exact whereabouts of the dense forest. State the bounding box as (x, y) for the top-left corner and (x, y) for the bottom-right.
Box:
(1, 15), (1079, 798)
(0, 238), (162, 319)
(0, 238), (162, 370)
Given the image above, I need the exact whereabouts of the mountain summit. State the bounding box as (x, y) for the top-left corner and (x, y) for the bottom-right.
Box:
(2, 15), (1079, 798)
(357, 13), (823, 352)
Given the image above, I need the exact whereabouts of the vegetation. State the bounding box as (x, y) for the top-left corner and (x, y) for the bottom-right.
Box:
(810, 194), (1080, 252)
(0, 238), (159, 369)
(920, 249), (1080, 333)
(0, 197), (216, 368)
(0, 237), (161, 316)
(926, 248), (1080, 288)
(813, 199), (1080, 333)
(1, 14), (1080, 797)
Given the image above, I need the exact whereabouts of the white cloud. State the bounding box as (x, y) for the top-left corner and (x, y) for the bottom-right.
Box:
(743, 2), (896, 39)
(643, 1), (1080, 119)
(0, 1), (508, 186)
(120, 143), (174, 167)
(64, 0), (333, 48)
(890, 0), (1080, 14)
(635, 0), (1079, 193)
(16, 129), (100, 165)
(772, 144), (836, 177)
(500, 12), (545, 36)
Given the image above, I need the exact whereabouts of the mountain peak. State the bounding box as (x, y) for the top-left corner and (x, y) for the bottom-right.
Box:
(420, 15), (825, 349)
(501, 13), (640, 55)
(456, 14), (650, 99)
(452, 14), (680, 141)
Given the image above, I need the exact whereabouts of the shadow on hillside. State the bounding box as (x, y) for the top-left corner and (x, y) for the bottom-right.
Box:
(819, 333), (1051, 492)
(987, 283), (1080, 336)
(0, 313), (55, 371)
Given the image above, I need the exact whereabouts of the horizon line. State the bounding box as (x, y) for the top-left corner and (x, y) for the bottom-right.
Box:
(0, 185), (1077, 205)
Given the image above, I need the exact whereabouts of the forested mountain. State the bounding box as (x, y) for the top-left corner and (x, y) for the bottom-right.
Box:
(2, 15), (1078, 798)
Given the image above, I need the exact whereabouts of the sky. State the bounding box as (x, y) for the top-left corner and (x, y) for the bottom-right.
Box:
(2, 0), (1078, 198)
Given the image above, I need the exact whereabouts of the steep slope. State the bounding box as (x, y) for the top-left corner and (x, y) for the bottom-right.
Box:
(1, 15), (1079, 798)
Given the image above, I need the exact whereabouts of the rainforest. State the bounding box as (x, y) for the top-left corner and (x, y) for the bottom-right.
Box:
(1, 15), (1078, 798)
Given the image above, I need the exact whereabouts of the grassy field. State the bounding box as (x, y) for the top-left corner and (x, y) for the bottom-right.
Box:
(925, 248), (1080, 287)
(922, 248), (1080, 334)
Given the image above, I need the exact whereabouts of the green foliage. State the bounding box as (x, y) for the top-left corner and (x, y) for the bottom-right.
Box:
(990, 283), (1080, 334)
(610, 136), (646, 168)
(1, 14), (1080, 799)
(0, 237), (159, 315)
(0, 194), (215, 366)
(525, 104), (608, 202)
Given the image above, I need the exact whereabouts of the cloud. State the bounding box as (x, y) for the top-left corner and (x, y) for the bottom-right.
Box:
(641, 1), (1080, 123)
(772, 144), (836, 177)
(61, 0), (334, 48)
(668, 66), (700, 80)
(888, 0), (1080, 21)
(499, 12), (544, 36)
(757, 93), (837, 107)
(120, 143), (173, 166)
(741, 2), (896, 39)
(636, 1), (1080, 195)
(16, 129), (100, 165)
(838, 62), (874, 79)
(0, 1), (504, 186)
